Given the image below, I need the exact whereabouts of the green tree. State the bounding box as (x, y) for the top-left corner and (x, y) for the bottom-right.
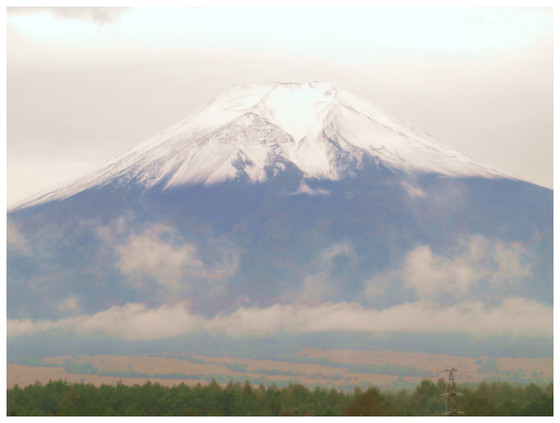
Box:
(410, 379), (445, 415)
(345, 386), (386, 416)
(219, 381), (243, 415)
(521, 392), (553, 416)
(240, 380), (257, 414)
(6, 377), (553, 416)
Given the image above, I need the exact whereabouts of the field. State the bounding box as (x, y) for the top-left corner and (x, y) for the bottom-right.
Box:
(7, 348), (552, 391)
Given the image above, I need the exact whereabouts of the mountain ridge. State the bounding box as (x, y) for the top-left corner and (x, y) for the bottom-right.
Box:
(10, 81), (515, 211)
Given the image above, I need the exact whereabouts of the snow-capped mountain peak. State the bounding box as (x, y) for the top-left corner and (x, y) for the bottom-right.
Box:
(12, 81), (513, 210)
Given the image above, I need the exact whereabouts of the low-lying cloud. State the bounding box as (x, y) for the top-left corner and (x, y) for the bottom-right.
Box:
(8, 296), (551, 341)
(7, 222), (31, 255)
(58, 296), (81, 313)
(366, 235), (532, 304)
(117, 225), (204, 290)
(116, 223), (239, 291)
(294, 242), (356, 304)
(401, 180), (426, 198)
(291, 181), (330, 196)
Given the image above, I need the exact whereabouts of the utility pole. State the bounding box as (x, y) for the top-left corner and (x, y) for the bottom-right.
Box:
(443, 368), (463, 415)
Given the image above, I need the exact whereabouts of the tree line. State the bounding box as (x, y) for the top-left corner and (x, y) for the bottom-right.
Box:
(7, 378), (552, 416)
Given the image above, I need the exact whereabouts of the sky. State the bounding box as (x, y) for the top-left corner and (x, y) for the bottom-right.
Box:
(5, 4), (554, 207)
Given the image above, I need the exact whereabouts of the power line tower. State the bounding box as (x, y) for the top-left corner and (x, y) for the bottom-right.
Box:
(443, 368), (463, 415)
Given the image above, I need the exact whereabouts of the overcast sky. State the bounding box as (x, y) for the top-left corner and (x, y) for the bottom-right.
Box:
(6, 4), (554, 206)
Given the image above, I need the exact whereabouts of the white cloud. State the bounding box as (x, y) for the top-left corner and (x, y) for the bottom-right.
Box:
(8, 319), (59, 337)
(7, 302), (203, 340)
(58, 296), (81, 313)
(291, 181), (330, 197)
(401, 181), (426, 198)
(320, 242), (354, 263)
(403, 245), (479, 300)
(491, 242), (531, 286)
(117, 225), (204, 290)
(366, 236), (533, 303)
(293, 242), (355, 303)
(93, 213), (133, 244)
(7, 222), (30, 254)
(7, 297), (551, 340)
(77, 302), (204, 340)
(116, 224), (238, 290)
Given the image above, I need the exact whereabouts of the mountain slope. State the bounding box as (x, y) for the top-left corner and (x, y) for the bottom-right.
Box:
(11, 81), (512, 211)
(7, 82), (552, 361)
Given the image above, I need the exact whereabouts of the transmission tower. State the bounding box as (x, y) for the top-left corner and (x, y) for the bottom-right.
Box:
(442, 368), (463, 415)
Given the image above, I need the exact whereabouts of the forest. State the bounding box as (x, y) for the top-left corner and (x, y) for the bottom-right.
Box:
(7, 378), (553, 416)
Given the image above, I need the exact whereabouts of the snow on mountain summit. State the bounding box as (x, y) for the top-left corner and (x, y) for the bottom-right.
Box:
(13, 81), (512, 210)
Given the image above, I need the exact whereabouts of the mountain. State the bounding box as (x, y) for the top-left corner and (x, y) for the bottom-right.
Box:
(11, 81), (509, 211)
(7, 82), (552, 359)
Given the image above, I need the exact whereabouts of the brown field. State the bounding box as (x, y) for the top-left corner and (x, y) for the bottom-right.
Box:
(7, 349), (552, 390)
(7, 363), (213, 389)
(299, 348), (552, 383)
